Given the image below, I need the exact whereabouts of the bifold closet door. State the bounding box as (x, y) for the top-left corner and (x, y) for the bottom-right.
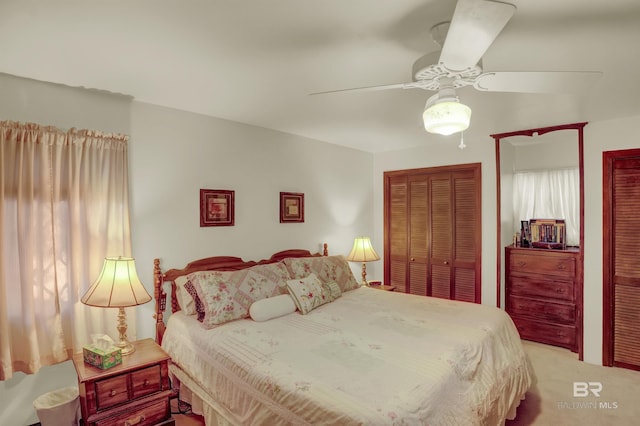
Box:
(384, 164), (481, 302)
(604, 149), (640, 370)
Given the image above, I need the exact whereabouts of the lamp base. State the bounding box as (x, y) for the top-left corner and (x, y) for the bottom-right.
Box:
(115, 339), (136, 355)
(361, 262), (369, 287)
(116, 307), (136, 356)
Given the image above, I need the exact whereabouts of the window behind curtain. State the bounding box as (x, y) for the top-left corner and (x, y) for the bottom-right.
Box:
(512, 168), (580, 247)
(0, 121), (133, 380)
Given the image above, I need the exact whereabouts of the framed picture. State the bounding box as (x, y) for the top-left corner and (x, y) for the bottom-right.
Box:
(200, 189), (234, 227)
(280, 192), (304, 223)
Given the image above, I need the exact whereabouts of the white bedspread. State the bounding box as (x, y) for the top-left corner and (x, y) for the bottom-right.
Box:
(162, 287), (535, 426)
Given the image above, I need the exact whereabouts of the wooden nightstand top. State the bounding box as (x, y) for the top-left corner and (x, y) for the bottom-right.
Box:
(371, 284), (396, 291)
(73, 338), (169, 382)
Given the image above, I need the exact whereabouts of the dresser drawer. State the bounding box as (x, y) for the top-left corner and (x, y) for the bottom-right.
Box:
(511, 316), (576, 349)
(509, 253), (576, 278)
(508, 295), (575, 324)
(508, 275), (574, 302)
(94, 398), (170, 426)
(131, 365), (161, 399)
(95, 375), (129, 411)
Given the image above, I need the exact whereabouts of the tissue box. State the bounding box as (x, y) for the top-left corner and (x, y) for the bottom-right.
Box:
(83, 344), (122, 370)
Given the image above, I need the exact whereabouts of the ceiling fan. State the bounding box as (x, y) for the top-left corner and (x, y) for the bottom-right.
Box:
(312, 0), (602, 136)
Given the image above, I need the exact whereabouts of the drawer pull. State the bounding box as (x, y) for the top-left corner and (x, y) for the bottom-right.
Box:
(517, 261), (526, 267)
(556, 288), (564, 293)
(109, 389), (117, 397)
(557, 264), (566, 270)
(143, 379), (150, 387)
(125, 415), (145, 426)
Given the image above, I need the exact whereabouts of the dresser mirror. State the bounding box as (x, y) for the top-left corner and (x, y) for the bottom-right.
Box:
(493, 123), (585, 360)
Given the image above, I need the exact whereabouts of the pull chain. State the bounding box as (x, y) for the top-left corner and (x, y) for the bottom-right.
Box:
(458, 132), (466, 150)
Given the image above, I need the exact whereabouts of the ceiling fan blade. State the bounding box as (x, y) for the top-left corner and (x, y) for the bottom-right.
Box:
(440, 0), (516, 72)
(473, 71), (603, 93)
(309, 81), (423, 95)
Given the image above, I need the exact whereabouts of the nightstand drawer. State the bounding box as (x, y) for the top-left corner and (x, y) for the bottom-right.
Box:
(94, 397), (170, 426)
(95, 375), (129, 410)
(131, 365), (161, 399)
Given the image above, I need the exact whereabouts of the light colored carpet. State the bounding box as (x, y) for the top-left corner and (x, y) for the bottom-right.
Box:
(507, 341), (640, 426)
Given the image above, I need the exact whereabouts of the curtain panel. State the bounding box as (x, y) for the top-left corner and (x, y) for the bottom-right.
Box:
(0, 121), (134, 380)
(512, 168), (580, 247)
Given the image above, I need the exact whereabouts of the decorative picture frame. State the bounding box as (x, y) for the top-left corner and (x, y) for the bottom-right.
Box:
(280, 192), (304, 223)
(200, 189), (234, 227)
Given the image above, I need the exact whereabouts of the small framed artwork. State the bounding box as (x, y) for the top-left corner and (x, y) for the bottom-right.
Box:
(200, 189), (234, 227)
(280, 192), (304, 223)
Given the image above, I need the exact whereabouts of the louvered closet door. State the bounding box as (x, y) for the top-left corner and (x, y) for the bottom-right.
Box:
(452, 172), (478, 302)
(388, 175), (408, 292)
(429, 175), (453, 298)
(384, 164), (481, 302)
(409, 176), (429, 296)
(429, 172), (478, 302)
(611, 157), (640, 368)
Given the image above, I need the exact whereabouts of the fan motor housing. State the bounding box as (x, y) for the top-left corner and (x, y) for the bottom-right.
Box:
(412, 51), (482, 90)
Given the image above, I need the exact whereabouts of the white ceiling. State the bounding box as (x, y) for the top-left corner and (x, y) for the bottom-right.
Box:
(1, 0), (639, 152)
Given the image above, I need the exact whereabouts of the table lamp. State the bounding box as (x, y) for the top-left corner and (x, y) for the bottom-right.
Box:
(346, 237), (380, 287)
(81, 256), (151, 355)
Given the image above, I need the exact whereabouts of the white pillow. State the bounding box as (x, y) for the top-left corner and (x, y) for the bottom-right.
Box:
(249, 294), (297, 322)
(175, 276), (197, 315)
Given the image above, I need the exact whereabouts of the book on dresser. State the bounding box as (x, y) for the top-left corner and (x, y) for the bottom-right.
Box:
(505, 244), (580, 353)
(527, 218), (566, 249)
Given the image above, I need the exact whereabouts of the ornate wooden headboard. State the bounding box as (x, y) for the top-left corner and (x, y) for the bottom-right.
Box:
(152, 244), (328, 344)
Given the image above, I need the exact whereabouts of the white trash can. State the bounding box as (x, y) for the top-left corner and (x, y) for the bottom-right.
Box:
(33, 386), (81, 426)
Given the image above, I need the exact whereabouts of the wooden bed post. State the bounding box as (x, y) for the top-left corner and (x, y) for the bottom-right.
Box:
(153, 258), (167, 345)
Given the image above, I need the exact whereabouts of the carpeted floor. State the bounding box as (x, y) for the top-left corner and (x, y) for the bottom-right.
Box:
(507, 341), (640, 426)
(174, 340), (640, 425)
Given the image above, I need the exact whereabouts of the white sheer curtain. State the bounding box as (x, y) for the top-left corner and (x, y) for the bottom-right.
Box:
(0, 121), (134, 380)
(512, 168), (580, 246)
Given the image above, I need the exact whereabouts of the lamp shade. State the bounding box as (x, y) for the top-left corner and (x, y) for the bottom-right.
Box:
(346, 237), (380, 263)
(81, 257), (151, 308)
(423, 92), (471, 136)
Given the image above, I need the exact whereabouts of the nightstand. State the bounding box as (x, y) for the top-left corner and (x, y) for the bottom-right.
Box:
(73, 338), (175, 426)
(371, 284), (396, 291)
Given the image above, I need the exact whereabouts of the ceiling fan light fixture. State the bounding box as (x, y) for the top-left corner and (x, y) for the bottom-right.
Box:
(423, 92), (471, 136)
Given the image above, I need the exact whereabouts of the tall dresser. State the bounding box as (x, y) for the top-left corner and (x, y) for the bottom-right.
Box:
(505, 245), (581, 352)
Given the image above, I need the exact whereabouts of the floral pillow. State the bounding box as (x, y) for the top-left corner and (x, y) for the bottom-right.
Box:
(190, 262), (292, 328)
(286, 273), (332, 315)
(283, 255), (360, 293)
(323, 280), (342, 301)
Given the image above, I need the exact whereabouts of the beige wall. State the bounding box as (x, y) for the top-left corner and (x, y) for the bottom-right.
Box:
(128, 101), (375, 340)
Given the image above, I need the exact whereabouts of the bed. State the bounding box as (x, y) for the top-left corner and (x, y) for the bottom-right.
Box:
(152, 246), (535, 425)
